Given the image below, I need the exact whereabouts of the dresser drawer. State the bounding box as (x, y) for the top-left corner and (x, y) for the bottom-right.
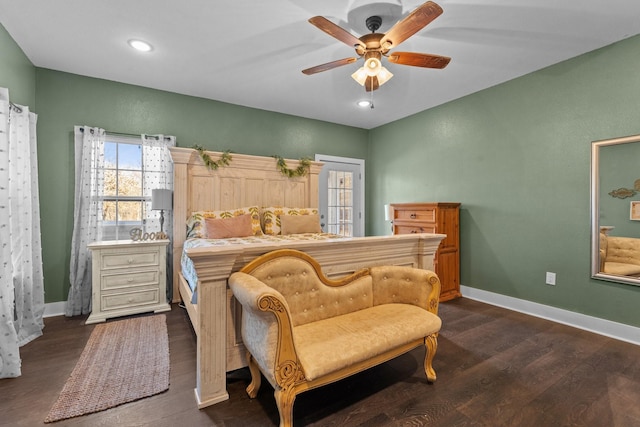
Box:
(395, 208), (435, 222)
(100, 250), (160, 270)
(101, 270), (160, 290)
(101, 289), (160, 311)
(395, 224), (436, 234)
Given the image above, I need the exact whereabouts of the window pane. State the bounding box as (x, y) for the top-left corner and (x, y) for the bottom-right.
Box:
(117, 170), (142, 196)
(104, 142), (117, 167)
(117, 201), (143, 222)
(325, 170), (354, 237)
(103, 201), (116, 221)
(118, 143), (142, 170)
(104, 169), (117, 196)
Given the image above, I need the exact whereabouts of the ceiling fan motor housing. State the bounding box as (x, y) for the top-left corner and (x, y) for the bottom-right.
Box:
(366, 15), (382, 32)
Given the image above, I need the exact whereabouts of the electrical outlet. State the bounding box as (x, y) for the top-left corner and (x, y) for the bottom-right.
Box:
(545, 272), (556, 286)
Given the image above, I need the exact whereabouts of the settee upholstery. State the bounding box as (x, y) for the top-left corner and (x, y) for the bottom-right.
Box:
(601, 235), (640, 276)
(228, 249), (442, 427)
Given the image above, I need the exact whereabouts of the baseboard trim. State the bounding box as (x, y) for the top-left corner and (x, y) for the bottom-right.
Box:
(460, 285), (640, 346)
(44, 301), (66, 318)
(48, 288), (639, 346)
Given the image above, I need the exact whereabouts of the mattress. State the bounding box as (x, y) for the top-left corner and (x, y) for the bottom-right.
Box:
(181, 232), (344, 303)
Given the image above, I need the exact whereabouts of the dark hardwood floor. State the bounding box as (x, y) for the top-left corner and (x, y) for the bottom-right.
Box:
(3, 298), (640, 427)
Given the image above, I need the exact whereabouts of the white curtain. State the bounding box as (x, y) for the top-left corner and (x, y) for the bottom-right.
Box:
(142, 134), (175, 301)
(66, 126), (105, 316)
(0, 87), (45, 378)
(66, 130), (175, 315)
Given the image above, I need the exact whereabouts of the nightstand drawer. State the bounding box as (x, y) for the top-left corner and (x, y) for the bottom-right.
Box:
(101, 289), (160, 311)
(100, 250), (159, 270)
(102, 270), (160, 290)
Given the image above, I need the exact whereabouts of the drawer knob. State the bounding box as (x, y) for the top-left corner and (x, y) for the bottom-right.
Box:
(127, 278), (134, 283)
(411, 230), (418, 233)
(410, 213), (417, 219)
(128, 258), (134, 264)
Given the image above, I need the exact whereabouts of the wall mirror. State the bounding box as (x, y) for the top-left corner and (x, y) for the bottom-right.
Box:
(591, 134), (640, 286)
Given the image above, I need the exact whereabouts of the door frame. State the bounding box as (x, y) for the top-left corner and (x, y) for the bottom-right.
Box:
(315, 154), (365, 237)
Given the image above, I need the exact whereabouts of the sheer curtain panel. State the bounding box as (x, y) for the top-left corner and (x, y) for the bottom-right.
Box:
(0, 87), (45, 378)
(142, 134), (175, 301)
(66, 126), (105, 316)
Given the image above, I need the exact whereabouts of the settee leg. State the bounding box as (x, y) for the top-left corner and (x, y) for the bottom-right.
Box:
(424, 334), (438, 382)
(246, 352), (262, 398)
(275, 387), (296, 427)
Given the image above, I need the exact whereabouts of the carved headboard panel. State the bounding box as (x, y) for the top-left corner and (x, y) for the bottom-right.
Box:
(168, 147), (324, 300)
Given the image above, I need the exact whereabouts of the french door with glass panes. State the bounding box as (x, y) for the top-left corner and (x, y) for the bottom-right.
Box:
(315, 155), (364, 237)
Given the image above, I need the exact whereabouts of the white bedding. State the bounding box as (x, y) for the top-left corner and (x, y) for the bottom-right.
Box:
(181, 233), (345, 302)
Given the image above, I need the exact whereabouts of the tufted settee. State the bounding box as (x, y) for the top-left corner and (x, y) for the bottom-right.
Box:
(601, 234), (640, 276)
(228, 249), (442, 427)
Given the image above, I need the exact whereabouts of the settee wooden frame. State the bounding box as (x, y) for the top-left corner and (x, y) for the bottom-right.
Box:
(230, 249), (442, 427)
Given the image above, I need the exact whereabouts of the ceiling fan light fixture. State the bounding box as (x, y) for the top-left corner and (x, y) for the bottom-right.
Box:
(364, 57), (382, 76)
(357, 100), (372, 108)
(351, 67), (369, 86)
(376, 66), (393, 86)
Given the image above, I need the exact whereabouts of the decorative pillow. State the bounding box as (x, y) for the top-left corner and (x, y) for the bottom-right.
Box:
(186, 206), (262, 238)
(279, 214), (322, 235)
(261, 207), (319, 235)
(204, 214), (253, 239)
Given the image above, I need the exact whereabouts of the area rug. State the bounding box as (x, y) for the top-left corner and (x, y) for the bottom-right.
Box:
(44, 314), (170, 423)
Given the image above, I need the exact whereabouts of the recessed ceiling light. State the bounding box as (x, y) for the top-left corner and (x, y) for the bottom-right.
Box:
(357, 100), (372, 108)
(128, 39), (153, 52)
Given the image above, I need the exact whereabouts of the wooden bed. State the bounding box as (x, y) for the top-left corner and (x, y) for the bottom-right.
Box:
(169, 147), (446, 408)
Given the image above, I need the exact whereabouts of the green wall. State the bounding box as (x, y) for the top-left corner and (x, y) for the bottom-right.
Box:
(0, 23), (35, 107)
(34, 69), (368, 303)
(368, 34), (640, 327)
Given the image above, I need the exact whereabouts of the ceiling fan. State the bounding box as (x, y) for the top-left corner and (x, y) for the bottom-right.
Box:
(302, 1), (451, 92)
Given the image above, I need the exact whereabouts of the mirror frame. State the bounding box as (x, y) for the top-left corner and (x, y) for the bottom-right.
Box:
(591, 134), (640, 286)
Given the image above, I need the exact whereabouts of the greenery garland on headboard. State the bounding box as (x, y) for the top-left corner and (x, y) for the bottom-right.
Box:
(192, 145), (311, 178)
(193, 145), (233, 170)
(272, 155), (311, 178)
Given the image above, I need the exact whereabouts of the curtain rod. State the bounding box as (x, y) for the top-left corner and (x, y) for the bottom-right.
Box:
(9, 102), (23, 113)
(78, 127), (172, 141)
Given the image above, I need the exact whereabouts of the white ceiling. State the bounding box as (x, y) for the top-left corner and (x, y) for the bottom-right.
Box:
(1, 0), (639, 129)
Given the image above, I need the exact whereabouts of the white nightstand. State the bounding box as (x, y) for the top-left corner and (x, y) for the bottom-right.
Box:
(86, 239), (171, 324)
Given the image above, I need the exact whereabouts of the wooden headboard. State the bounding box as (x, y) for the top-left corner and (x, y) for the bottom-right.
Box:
(168, 147), (324, 301)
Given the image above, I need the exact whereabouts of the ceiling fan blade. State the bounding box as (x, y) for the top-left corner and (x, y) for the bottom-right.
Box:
(309, 16), (365, 49)
(364, 76), (379, 92)
(302, 57), (359, 75)
(380, 1), (443, 49)
(387, 51), (450, 69)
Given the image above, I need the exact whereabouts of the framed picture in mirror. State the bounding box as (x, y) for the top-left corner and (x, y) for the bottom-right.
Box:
(631, 201), (640, 221)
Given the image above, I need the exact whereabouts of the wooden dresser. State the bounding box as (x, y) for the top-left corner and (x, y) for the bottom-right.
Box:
(86, 239), (171, 324)
(391, 202), (461, 301)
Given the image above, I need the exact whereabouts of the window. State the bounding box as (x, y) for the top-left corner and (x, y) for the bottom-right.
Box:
(327, 170), (354, 236)
(101, 135), (145, 239)
(98, 134), (173, 240)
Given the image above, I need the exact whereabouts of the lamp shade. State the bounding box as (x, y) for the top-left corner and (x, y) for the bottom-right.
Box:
(384, 204), (393, 221)
(152, 189), (172, 211)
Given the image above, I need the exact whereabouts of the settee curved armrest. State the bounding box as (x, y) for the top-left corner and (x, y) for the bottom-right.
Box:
(228, 272), (303, 388)
(369, 266), (441, 315)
